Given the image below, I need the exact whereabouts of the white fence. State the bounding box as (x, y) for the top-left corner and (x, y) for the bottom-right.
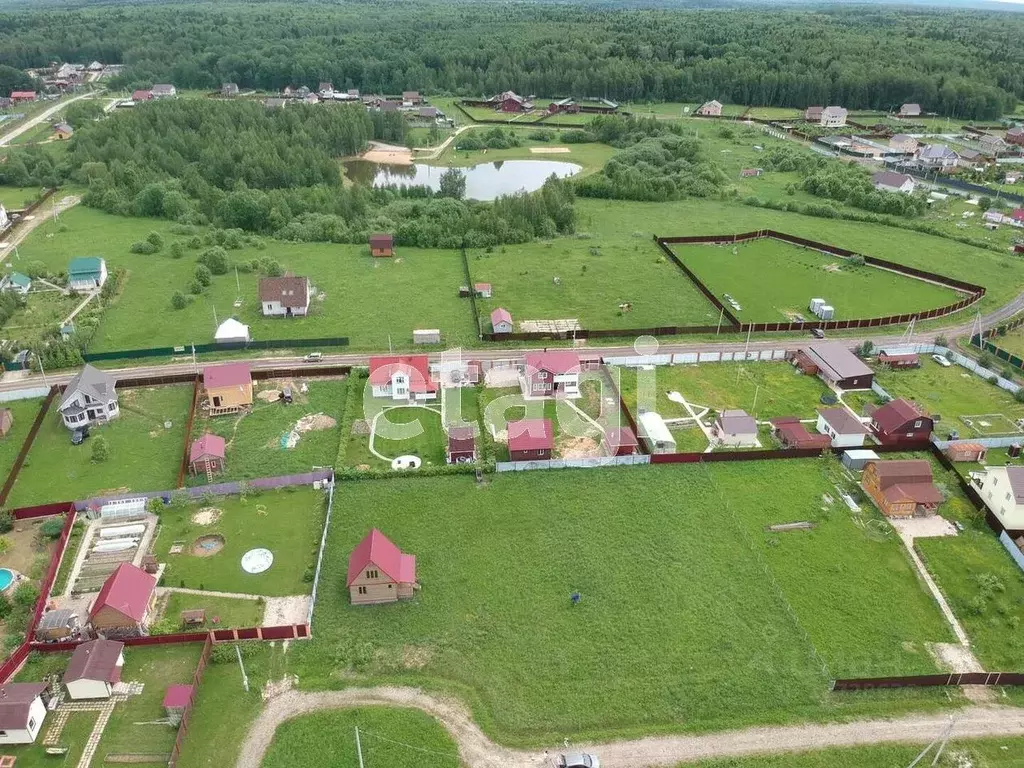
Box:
(932, 436), (1023, 450)
(604, 349), (788, 366)
(496, 454), (650, 472)
(1000, 531), (1024, 574)
(0, 386), (49, 403)
(879, 344), (1021, 395)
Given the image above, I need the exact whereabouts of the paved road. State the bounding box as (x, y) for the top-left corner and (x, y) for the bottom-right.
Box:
(235, 687), (1024, 768)
(0, 92), (99, 147)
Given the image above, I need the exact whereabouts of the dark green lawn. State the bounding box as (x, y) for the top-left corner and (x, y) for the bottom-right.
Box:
(290, 461), (956, 744)
(0, 396), (44, 483)
(155, 591), (264, 633)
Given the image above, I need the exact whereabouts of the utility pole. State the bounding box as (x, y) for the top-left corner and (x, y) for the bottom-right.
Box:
(751, 384), (760, 417)
(355, 727), (365, 768)
(36, 353), (49, 387)
(742, 324), (752, 358)
(235, 645), (249, 692)
(716, 306), (724, 336)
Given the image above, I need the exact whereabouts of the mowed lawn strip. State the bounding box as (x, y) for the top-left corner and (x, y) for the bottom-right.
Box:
(156, 591), (263, 632)
(470, 239), (717, 331)
(873, 358), (1024, 434)
(915, 530), (1024, 670)
(0, 712), (97, 768)
(292, 465), (956, 743)
(8, 384), (192, 506)
(0, 185), (46, 209)
(13, 206), (477, 352)
(615, 362), (833, 423)
(0, 396), (44, 481)
(156, 487), (325, 596)
(187, 377), (346, 485)
(670, 239), (960, 323)
(262, 708), (459, 768)
(345, 404), (448, 469)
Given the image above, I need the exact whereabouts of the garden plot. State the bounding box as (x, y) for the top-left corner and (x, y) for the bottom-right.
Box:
(479, 385), (606, 460)
(0, 290), (82, 346)
(7, 384), (193, 507)
(670, 238), (962, 323)
(872, 358), (1024, 437)
(155, 487), (326, 596)
(295, 461), (954, 741)
(186, 377), (346, 485)
(468, 238), (717, 332)
(151, 591), (263, 634)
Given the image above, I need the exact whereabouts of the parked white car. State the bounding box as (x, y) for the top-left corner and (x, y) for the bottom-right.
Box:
(932, 354), (952, 367)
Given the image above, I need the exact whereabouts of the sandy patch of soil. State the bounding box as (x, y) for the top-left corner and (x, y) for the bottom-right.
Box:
(257, 389), (281, 403)
(295, 413), (337, 432)
(927, 642), (983, 673)
(401, 644), (435, 669)
(362, 144), (413, 165)
(356, 464), (372, 471)
(351, 419), (370, 435)
(191, 507), (222, 526)
(263, 595), (310, 626)
(0, 521), (54, 574)
(823, 263), (842, 272)
(529, 146), (571, 154)
(191, 534), (225, 557)
(558, 435), (601, 459)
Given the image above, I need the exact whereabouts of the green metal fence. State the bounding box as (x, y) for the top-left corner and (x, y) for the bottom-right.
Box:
(81, 336), (349, 363)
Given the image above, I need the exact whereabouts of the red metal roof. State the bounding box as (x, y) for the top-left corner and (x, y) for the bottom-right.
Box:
(132, 89), (152, 101)
(508, 418), (553, 452)
(203, 362), (251, 390)
(448, 426), (475, 452)
(603, 426), (638, 449)
(346, 529), (416, 587)
(90, 563), (156, 623)
(368, 355), (436, 393)
(524, 350), (579, 376)
(491, 307), (512, 325)
(818, 407), (870, 435)
(162, 684), (193, 709)
(190, 433), (225, 462)
(871, 398), (928, 435)
(10, 91), (35, 99)
(369, 233), (393, 248)
(774, 421), (832, 449)
(64, 639), (124, 684)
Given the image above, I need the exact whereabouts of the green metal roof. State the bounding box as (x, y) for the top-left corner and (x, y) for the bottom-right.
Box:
(9, 272), (30, 287)
(68, 256), (104, 277)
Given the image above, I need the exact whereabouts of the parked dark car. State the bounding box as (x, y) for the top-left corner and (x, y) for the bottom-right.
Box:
(71, 425), (90, 445)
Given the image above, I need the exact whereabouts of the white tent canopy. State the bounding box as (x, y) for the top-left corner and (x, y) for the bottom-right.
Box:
(214, 318), (250, 343)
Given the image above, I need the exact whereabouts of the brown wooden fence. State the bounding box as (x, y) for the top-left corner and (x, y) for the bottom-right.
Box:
(833, 671), (1024, 690)
(168, 633), (213, 768)
(176, 376), (201, 488)
(0, 386), (57, 507)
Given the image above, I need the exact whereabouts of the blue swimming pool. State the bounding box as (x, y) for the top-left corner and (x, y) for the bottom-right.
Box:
(0, 568), (15, 591)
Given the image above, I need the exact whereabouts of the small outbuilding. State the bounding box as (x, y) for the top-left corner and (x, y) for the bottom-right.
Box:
(413, 329), (441, 345)
(0, 682), (49, 744)
(203, 363), (253, 413)
(347, 529), (418, 605)
(35, 608), (79, 642)
(862, 459), (943, 518)
(945, 442), (987, 463)
(214, 317), (251, 344)
(816, 408), (870, 447)
(696, 100), (722, 117)
(163, 685), (193, 726)
(474, 282), (492, 298)
(713, 409), (758, 447)
(189, 433), (226, 476)
(89, 563), (156, 636)
(878, 351), (920, 369)
(221, 83), (239, 97)
(637, 411), (676, 454)
(447, 426), (476, 464)
(603, 426), (640, 456)
(841, 448), (879, 471)
(770, 417), (832, 450)
(491, 307), (513, 334)
(63, 639), (125, 700)
(369, 233), (394, 257)
(507, 418), (554, 461)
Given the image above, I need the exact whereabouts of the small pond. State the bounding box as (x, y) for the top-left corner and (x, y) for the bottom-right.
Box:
(344, 159), (582, 200)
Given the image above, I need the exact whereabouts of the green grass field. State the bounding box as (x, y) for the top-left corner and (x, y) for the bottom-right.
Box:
(469, 238), (719, 331)
(433, 129), (616, 176)
(156, 487), (325, 596)
(346, 404), (448, 468)
(156, 591), (263, 632)
(13, 206), (477, 354)
(669, 238), (961, 323)
(871, 358), (1024, 437)
(10, 644), (203, 764)
(262, 708), (460, 768)
(290, 461), (954, 743)
(7, 384), (192, 506)
(186, 377), (346, 486)
(0, 396), (43, 480)
(615, 362), (833, 423)
(0, 185), (47, 209)
(916, 530), (1024, 670)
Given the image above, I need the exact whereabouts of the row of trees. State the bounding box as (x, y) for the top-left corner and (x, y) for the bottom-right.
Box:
(0, 2), (1018, 119)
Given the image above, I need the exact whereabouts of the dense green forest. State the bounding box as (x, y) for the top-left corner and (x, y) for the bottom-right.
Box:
(0, 0), (1020, 118)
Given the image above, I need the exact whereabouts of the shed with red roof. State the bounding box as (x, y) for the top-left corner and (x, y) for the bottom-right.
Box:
(770, 417), (833, 450)
(203, 363), (253, 412)
(89, 563), (157, 635)
(347, 529), (418, 605)
(163, 684), (193, 725)
(603, 426), (640, 456)
(189, 433), (226, 476)
(507, 418), (553, 461)
(491, 307), (513, 334)
(63, 639), (124, 700)
(369, 233), (394, 257)
(131, 89), (152, 102)
(10, 91), (36, 103)
(877, 351), (920, 369)
(447, 426), (476, 464)
(862, 459), (943, 518)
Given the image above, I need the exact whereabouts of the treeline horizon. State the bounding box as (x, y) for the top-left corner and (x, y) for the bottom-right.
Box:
(0, 1), (1019, 118)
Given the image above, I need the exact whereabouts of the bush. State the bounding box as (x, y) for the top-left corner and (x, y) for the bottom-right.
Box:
(129, 240), (158, 255)
(211, 641), (263, 664)
(0, 537), (9, 555)
(146, 231), (164, 250)
(170, 241), (186, 259)
(0, 594), (10, 621)
(0, 510), (12, 534)
(194, 264), (212, 287)
(11, 582), (38, 610)
(198, 246), (229, 274)
(91, 435), (109, 463)
(187, 236), (202, 249)
(189, 278), (205, 295)
(171, 290), (189, 309)
(39, 516), (64, 539)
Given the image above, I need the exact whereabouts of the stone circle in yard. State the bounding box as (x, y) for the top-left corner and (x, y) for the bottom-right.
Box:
(241, 547), (274, 574)
(191, 534), (225, 557)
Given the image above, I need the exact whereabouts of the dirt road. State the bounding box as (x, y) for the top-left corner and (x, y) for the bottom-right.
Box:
(0, 92), (99, 147)
(236, 686), (1024, 768)
(0, 194), (81, 264)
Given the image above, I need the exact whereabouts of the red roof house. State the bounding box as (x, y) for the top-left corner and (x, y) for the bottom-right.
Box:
(603, 426), (640, 456)
(493, 91), (533, 112)
(369, 233), (394, 257)
(869, 398), (933, 445)
(203, 362), (253, 411)
(10, 91), (36, 103)
(522, 351), (581, 398)
(447, 426), (476, 464)
(474, 282), (492, 298)
(347, 529), (418, 605)
(770, 417), (833, 450)
(507, 418), (554, 461)
(862, 460), (943, 518)
(877, 351), (920, 369)
(1011, 208), (1024, 224)
(189, 433), (225, 476)
(490, 307), (513, 334)
(89, 563), (157, 635)
(368, 355), (437, 401)
(132, 89), (152, 102)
